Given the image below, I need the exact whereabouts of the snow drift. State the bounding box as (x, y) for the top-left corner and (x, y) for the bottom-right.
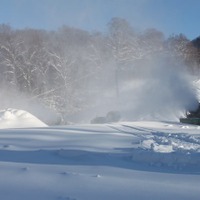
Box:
(0, 108), (47, 128)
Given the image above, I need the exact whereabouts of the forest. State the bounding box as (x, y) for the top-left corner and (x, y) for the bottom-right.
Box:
(0, 17), (200, 124)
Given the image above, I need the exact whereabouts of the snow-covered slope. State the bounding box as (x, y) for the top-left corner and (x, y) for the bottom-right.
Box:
(0, 117), (199, 200)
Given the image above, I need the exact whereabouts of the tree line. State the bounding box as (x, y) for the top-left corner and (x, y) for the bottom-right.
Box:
(0, 18), (199, 123)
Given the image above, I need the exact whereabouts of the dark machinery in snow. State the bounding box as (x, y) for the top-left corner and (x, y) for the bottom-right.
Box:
(180, 103), (200, 125)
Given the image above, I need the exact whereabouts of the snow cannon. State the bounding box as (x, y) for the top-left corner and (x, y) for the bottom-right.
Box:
(180, 103), (200, 125)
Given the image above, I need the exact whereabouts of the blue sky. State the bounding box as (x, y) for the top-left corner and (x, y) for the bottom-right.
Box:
(0, 0), (200, 39)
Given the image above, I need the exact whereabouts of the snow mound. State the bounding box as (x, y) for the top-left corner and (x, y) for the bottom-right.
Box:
(0, 108), (47, 128)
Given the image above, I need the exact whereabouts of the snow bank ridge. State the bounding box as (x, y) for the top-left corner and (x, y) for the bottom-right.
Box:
(0, 108), (47, 128)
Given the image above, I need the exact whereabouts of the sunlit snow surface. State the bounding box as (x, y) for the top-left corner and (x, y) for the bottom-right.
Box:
(0, 111), (199, 200)
(0, 108), (47, 128)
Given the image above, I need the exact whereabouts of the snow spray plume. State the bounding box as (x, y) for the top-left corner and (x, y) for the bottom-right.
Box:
(74, 54), (198, 123)
(118, 54), (199, 121)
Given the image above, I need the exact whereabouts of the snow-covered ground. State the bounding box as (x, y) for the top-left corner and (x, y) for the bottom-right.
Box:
(0, 109), (199, 200)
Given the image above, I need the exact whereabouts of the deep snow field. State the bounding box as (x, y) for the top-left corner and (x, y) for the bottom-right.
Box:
(0, 108), (200, 200)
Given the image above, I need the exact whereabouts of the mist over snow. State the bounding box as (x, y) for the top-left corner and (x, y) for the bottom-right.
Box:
(85, 54), (199, 123)
(0, 54), (198, 124)
(121, 55), (199, 121)
(0, 22), (199, 124)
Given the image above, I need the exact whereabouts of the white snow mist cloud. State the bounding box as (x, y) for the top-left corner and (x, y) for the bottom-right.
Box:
(84, 54), (199, 123)
(117, 55), (199, 121)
